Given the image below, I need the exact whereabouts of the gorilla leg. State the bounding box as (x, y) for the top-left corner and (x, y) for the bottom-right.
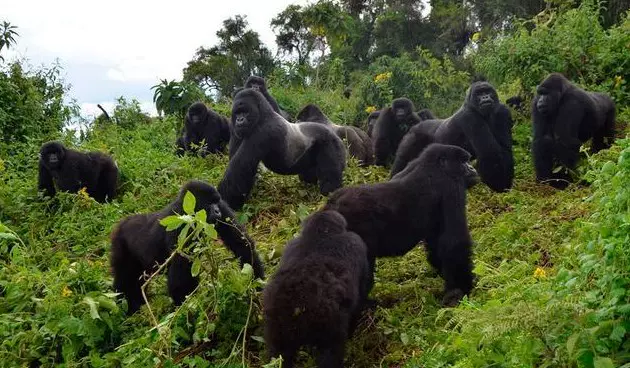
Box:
(592, 110), (616, 152)
(533, 135), (556, 183)
(167, 254), (199, 306)
(299, 168), (318, 184)
(111, 239), (145, 314)
(314, 142), (345, 195)
(99, 161), (118, 202)
(437, 237), (473, 307)
(315, 340), (346, 368)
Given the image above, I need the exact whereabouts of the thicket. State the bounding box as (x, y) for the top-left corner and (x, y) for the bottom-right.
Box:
(0, 0), (629, 367)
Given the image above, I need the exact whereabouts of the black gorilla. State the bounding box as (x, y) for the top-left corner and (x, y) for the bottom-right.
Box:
(325, 143), (478, 306)
(176, 102), (230, 157)
(244, 76), (292, 121)
(366, 110), (381, 137)
(506, 96), (523, 110)
(38, 141), (118, 203)
(417, 108), (436, 121)
(110, 180), (264, 314)
(391, 82), (514, 192)
(296, 104), (373, 166)
(218, 89), (346, 210)
(532, 73), (616, 189)
(263, 210), (369, 368)
(372, 98), (422, 167)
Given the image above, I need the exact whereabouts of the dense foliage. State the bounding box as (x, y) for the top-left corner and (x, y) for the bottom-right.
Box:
(0, 0), (629, 367)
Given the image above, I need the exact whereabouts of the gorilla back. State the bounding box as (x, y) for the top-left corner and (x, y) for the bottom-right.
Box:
(219, 89), (346, 210)
(326, 143), (478, 306)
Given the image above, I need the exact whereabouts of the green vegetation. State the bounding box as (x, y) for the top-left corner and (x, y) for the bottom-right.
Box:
(1, 0), (629, 367)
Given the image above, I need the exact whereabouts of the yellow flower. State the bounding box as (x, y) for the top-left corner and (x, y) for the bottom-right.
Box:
(533, 267), (547, 279)
(614, 75), (623, 89)
(374, 72), (392, 83)
(78, 187), (90, 200)
(471, 32), (481, 42)
(62, 286), (73, 297)
(365, 106), (377, 114)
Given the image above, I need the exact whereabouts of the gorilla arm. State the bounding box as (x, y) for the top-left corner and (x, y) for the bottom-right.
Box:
(215, 200), (265, 279)
(218, 137), (267, 210)
(551, 99), (585, 169)
(38, 162), (56, 198)
(373, 109), (395, 166)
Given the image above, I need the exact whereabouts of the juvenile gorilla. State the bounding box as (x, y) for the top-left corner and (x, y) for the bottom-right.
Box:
(366, 110), (381, 137)
(38, 141), (118, 203)
(372, 98), (422, 167)
(296, 104), (373, 166)
(417, 108), (436, 121)
(532, 73), (616, 189)
(392, 82), (514, 192)
(325, 143), (479, 306)
(244, 76), (292, 121)
(218, 89), (346, 210)
(110, 180), (265, 314)
(176, 102), (230, 156)
(263, 210), (369, 368)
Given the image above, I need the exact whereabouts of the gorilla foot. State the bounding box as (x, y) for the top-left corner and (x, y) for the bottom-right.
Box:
(441, 288), (465, 307)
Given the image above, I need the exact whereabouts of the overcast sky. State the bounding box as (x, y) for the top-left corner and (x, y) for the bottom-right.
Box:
(1, 0), (307, 118)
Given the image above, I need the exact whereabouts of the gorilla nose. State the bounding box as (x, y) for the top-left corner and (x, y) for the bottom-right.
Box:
(210, 204), (221, 217)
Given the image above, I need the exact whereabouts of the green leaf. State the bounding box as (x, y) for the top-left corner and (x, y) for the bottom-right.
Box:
(191, 259), (201, 277)
(83, 297), (101, 320)
(400, 332), (410, 345)
(251, 335), (265, 343)
(0, 233), (18, 240)
(183, 191), (196, 214)
(567, 332), (580, 357)
(196, 209), (207, 224)
(593, 357), (614, 368)
(160, 215), (185, 231)
(178, 224), (191, 246)
(204, 223), (218, 240)
(241, 263), (253, 277)
(609, 324), (626, 342)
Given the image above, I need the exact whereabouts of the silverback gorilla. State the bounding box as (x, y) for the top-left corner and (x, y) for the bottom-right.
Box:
(110, 180), (264, 314)
(218, 89), (346, 210)
(244, 76), (292, 121)
(325, 143), (479, 306)
(263, 210), (369, 368)
(296, 104), (373, 166)
(532, 73), (616, 189)
(176, 102), (230, 156)
(38, 141), (118, 203)
(391, 82), (514, 192)
(372, 98), (422, 167)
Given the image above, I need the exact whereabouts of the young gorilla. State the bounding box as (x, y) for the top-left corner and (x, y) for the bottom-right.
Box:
(218, 89), (346, 210)
(38, 141), (118, 203)
(391, 82), (514, 193)
(532, 73), (616, 189)
(372, 98), (422, 167)
(263, 210), (370, 368)
(176, 102), (230, 157)
(244, 76), (293, 121)
(296, 104), (373, 166)
(325, 143), (479, 307)
(417, 108), (436, 121)
(110, 180), (265, 314)
(366, 110), (381, 137)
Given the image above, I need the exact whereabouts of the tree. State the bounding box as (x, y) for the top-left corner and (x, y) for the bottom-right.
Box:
(0, 21), (19, 62)
(271, 5), (318, 65)
(183, 15), (275, 98)
(151, 79), (204, 118)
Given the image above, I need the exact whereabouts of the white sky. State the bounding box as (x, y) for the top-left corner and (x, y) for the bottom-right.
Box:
(1, 0), (308, 118)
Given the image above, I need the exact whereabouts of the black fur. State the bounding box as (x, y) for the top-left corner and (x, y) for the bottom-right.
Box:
(38, 141), (118, 203)
(392, 82), (514, 192)
(532, 73), (616, 189)
(417, 108), (436, 121)
(325, 143), (478, 306)
(176, 102), (230, 156)
(296, 104), (373, 166)
(110, 180), (264, 314)
(366, 110), (381, 138)
(218, 89), (346, 210)
(263, 210), (369, 368)
(505, 96), (523, 110)
(373, 98), (421, 167)
(244, 76), (292, 121)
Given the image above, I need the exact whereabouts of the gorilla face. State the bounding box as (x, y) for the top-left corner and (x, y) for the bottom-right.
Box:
(392, 98), (414, 123)
(245, 76), (266, 92)
(187, 102), (208, 124)
(40, 142), (66, 170)
(231, 93), (260, 138)
(179, 181), (223, 222)
(430, 144), (479, 188)
(535, 87), (560, 116)
(468, 82), (498, 116)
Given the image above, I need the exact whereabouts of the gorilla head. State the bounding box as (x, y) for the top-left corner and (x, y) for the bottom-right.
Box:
(534, 73), (567, 116)
(187, 102), (209, 124)
(40, 141), (66, 170)
(392, 98), (415, 123)
(301, 209), (348, 236)
(177, 180), (223, 220)
(466, 81), (499, 117)
(231, 89), (265, 139)
(245, 76), (266, 92)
